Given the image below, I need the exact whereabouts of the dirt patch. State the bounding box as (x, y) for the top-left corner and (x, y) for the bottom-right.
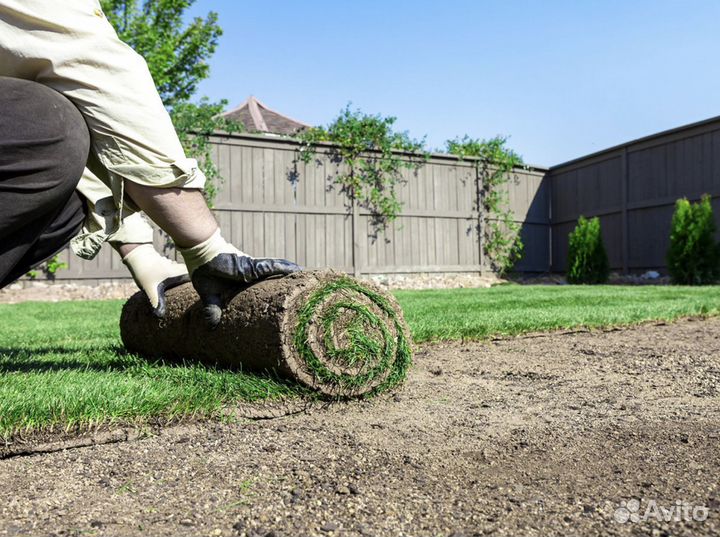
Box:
(0, 281), (137, 304)
(2, 318), (720, 536)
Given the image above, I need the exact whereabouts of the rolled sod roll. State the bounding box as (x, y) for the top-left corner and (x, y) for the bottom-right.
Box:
(120, 270), (413, 397)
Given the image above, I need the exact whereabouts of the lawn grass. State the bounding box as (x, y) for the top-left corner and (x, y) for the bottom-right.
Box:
(396, 284), (720, 342)
(0, 301), (302, 439)
(1, 285), (719, 439)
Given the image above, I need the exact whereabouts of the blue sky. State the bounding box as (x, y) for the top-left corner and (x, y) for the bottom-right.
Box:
(186, 1), (720, 167)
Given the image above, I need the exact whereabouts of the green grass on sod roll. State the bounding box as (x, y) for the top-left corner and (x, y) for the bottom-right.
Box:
(293, 276), (412, 394)
(1, 284), (719, 438)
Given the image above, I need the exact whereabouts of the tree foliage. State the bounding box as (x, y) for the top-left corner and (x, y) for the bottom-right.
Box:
(566, 216), (610, 284)
(446, 136), (524, 275)
(298, 105), (428, 239)
(101, 0), (241, 204)
(667, 195), (720, 285)
(101, 0), (221, 107)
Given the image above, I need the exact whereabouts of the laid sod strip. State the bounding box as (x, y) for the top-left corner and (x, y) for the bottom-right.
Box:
(121, 270), (413, 398)
(395, 284), (720, 342)
(2, 284), (720, 438)
(0, 300), (300, 440)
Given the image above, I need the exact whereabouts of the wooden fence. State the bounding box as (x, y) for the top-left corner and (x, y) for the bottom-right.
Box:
(549, 116), (720, 272)
(38, 115), (720, 282)
(51, 132), (550, 282)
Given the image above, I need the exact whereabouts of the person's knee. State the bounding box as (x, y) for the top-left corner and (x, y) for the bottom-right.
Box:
(38, 87), (90, 194)
(4, 78), (90, 194)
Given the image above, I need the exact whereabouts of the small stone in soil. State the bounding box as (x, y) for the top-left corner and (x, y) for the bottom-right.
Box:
(321, 522), (339, 532)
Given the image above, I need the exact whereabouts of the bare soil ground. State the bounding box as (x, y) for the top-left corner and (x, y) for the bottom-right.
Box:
(2, 318), (720, 537)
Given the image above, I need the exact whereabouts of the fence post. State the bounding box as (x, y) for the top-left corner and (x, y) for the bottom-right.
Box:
(621, 147), (629, 274)
(476, 163), (485, 274)
(352, 196), (361, 277)
(547, 172), (553, 272)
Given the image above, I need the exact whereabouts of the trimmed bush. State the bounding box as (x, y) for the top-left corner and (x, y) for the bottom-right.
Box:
(667, 195), (720, 285)
(567, 216), (610, 284)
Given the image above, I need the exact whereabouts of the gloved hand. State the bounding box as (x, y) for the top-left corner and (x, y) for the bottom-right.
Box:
(122, 244), (190, 318)
(179, 228), (301, 328)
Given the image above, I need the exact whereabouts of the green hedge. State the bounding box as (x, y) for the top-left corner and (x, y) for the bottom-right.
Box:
(667, 195), (720, 285)
(567, 216), (610, 284)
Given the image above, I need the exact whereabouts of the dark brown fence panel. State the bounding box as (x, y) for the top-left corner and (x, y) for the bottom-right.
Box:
(549, 116), (720, 273)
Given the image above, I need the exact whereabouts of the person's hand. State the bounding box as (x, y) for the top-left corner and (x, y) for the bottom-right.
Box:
(122, 244), (190, 318)
(179, 229), (301, 328)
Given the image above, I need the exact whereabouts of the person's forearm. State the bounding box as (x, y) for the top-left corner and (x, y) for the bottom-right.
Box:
(123, 181), (218, 248)
(114, 242), (141, 258)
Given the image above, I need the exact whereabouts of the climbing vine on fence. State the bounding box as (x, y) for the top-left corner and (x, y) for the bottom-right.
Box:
(296, 105), (428, 239)
(446, 135), (525, 275)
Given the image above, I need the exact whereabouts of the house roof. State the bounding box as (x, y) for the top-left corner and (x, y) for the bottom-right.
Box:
(219, 96), (310, 135)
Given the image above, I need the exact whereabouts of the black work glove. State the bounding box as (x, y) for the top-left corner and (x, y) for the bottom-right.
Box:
(178, 229), (300, 328)
(191, 253), (301, 327)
